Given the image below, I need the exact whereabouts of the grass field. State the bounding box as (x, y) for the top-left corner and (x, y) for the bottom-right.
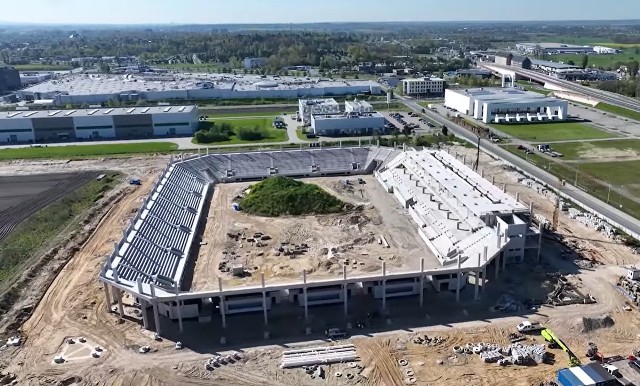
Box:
(0, 142), (179, 160)
(504, 145), (640, 219)
(552, 53), (637, 69)
(201, 111), (294, 119)
(492, 122), (614, 142)
(295, 128), (316, 141)
(203, 117), (288, 144)
(594, 103), (640, 122)
(547, 139), (640, 160)
(0, 173), (119, 285)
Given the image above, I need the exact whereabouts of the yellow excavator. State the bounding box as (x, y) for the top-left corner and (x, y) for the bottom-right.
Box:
(541, 329), (581, 367)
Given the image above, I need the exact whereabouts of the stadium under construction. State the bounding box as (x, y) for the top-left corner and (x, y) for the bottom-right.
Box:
(99, 145), (541, 335)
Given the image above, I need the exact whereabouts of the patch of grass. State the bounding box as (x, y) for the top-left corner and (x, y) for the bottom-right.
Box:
(200, 111), (292, 119)
(547, 139), (640, 160)
(194, 117), (287, 144)
(296, 128), (316, 141)
(491, 122), (614, 142)
(0, 142), (178, 160)
(594, 102), (640, 122)
(240, 176), (345, 217)
(505, 144), (640, 219)
(552, 53), (637, 69)
(0, 173), (119, 284)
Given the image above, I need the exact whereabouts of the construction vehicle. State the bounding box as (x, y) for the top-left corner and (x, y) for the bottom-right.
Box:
(541, 329), (581, 367)
(586, 342), (604, 363)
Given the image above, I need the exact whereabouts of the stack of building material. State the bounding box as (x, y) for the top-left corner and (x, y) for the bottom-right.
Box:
(281, 344), (359, 368)
(510, 344), (546, 364)
(480, 350), (502, 363)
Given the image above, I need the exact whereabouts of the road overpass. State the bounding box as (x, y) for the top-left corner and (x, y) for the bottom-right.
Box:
(396, 95), (640, 240)
(480, 63), (640, 112)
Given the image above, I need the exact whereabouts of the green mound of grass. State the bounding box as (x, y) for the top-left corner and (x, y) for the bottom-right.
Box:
(240, 176), (345, 217)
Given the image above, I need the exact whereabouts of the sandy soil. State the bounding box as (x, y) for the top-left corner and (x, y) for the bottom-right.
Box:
(191, 175), (439, 291)
(2, 148), (640, 385)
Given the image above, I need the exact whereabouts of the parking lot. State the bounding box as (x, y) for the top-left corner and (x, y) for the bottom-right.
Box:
(386, 111), (440, 136)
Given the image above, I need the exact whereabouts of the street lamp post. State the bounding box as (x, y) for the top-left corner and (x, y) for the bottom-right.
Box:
(607, 183), (611, 204)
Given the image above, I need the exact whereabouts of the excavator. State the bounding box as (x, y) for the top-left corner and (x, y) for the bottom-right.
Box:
(541, 329), (581, 367)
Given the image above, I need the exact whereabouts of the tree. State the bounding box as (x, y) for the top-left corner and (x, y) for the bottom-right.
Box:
(581, 55), (589, 69)
(629, 60), (640, 79)
(80, 102), (90, 109)
(354, 73), (359, 79)
(441, 126), (448, 136)
(567, 60), (576, 66)
(65, 103), (73, 109)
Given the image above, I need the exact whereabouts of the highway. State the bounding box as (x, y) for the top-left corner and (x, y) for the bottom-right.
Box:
(398, 96), (640, 238)
(482, 63), (640, 111)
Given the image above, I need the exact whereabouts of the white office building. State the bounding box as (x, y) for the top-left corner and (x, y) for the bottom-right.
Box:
(401, 77), (445, 97)
(310, 112), (385, 136)
(444, 88), (569, 124)
(345, 99), (374, 114)
(298, 98), (340, 126)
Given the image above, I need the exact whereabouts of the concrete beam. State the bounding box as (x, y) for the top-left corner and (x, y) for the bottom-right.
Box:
(262, 272), (268, 326)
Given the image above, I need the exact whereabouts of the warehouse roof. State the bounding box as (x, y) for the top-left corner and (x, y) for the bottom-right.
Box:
(20, 73), (379, 96)
(450, 88), (547, 101)
(0, 105), (196, 120)
(517, 42), (592, 49)
(557, 363), (615, 385)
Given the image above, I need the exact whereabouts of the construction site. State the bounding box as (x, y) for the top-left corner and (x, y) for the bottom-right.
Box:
(1, 144), (640, 386)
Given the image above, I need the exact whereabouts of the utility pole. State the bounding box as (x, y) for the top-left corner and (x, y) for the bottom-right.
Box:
(473, 135), (481, 171)
(607, 183), (611, 204)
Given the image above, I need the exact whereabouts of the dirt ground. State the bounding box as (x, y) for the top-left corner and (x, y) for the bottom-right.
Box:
(2, 149), (640, 386)
(190, 175), (439, 291)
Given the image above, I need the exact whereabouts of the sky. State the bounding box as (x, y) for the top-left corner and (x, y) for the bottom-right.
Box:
(2, 0), (640, 25)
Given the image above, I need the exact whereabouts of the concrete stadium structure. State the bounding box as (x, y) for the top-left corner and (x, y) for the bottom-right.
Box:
(0, 105), (198, 143)
(444, 88), (569, 124)
(18, 73), (382, 106)
(98, 146), (540, 335)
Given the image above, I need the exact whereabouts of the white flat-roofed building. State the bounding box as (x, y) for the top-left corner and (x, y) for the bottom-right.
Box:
(444, 88), (569, 124)
(401, 77), (445, 97)
(375, 149), (539, 268)
(311, 112), (385, 136)
(345, 99), (374, 114)
(0, 105), (198, 143)
(17, 73), (382, 106)
(516, 42), (594, 55)
(593, 46), (621, 54)
(298, 98), (340, 126)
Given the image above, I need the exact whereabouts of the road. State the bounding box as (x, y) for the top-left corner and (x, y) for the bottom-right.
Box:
(397, 95), (640, 238)
(482, 63), (640, 112)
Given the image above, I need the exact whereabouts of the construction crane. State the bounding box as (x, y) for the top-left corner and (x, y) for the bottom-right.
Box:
(541, 329), (581, 367)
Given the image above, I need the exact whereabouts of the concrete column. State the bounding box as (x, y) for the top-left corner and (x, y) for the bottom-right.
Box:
(174, 286), (183, 333)
(502, 251), (507, 270)
(103, 284), (111, 312)
(342, 265), (348, 317)
(481, 169), (485, 178)
(503, 184), (507, 193)
(495, 254), (500, 279)
(141, 301), (149, 329)
(537, 224), (543, 264)
(303, 270), (308, 321)
(482, 266), (487, 294)
(116, 289), (125, 318)
(218, 277), (227, 329)
(483, 246), (488, 262)
(456, 256), (461, 303)
(462, 155), (466, 165)
(419, 258), (425, 307)
(150, 284), (161, 335)
(474, 253), (481, 301)
(516, 192), (520, 203)
(381, 262), (387, 312)
(492, 176), (495, 185)
(262, 273), (268, 326)
(529, 201), (534, 226)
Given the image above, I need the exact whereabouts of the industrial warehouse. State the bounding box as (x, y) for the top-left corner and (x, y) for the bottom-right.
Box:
(98, 146), (541, 336)
(17, 72), (381, 106)
(444, 87), (569, 124)
(0, 105), (199, 143)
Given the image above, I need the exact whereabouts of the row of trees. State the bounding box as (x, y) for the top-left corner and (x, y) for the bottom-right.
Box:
(194, 121), (267, 144)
